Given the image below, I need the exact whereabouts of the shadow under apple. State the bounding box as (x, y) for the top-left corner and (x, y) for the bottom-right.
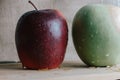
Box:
(0, 61), (89, 70)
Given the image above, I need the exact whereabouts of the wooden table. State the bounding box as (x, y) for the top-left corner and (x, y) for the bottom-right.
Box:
(0, 61), (120, 80)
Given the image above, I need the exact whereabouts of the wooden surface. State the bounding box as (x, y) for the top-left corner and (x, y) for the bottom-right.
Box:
(0, 61), (120, 80)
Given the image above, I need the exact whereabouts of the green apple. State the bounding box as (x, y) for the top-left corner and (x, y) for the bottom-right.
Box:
(72, 4), (120, 66)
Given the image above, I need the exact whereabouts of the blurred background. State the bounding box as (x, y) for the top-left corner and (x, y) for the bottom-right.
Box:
(0, 0), (120, 62)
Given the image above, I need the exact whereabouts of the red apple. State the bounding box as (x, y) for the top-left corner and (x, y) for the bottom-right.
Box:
(15, 1), (68, 70)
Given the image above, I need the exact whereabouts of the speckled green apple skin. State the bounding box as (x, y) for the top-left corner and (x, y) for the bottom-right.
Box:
(72, 4), (120, 66)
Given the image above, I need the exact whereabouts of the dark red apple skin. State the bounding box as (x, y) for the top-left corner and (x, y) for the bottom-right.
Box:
(15, 9), (68, 70)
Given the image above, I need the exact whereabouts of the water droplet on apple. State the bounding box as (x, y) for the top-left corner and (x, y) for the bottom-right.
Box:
(90, 22), (93, 25)
(23, 66), (26, 69)
(96, 45), (99, 49)
(91, 61), (95, 63)
(106, 54), (110, 57)
(96, 31), (98, 34)
(90, 34), (94, 38)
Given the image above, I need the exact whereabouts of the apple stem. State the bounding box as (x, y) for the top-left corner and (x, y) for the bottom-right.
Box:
(28, 0), (38, 11)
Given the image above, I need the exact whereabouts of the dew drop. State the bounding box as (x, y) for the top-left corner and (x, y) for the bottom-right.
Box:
(96, 31), (98, 34)
(90, 22), (93, 25)
(90, 34), (94, 38)
(96, 46), (99, 49)
(23, 66), (26, 69)
(91, 61), (95, 63)
(106, 54), (110, 57)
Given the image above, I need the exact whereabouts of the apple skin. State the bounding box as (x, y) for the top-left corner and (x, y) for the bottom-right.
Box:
(15, 9), (68, 70)
(72, 4), (120, 67)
